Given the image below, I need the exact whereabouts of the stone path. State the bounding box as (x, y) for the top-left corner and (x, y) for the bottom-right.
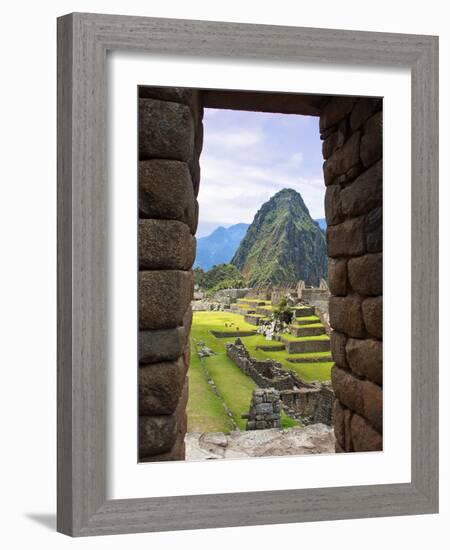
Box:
(185, 424), (335, 460)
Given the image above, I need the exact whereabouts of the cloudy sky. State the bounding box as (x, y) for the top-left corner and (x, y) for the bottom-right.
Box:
(197, 108), (325, 237)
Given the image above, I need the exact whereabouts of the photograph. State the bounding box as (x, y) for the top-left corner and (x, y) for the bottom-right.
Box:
(138, 87), (383, 462)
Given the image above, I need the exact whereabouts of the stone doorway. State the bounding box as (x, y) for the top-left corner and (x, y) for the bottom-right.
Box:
(138, 87), (382, 461)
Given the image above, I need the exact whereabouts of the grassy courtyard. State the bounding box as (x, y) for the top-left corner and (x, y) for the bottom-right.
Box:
(186, 310), (333, 434)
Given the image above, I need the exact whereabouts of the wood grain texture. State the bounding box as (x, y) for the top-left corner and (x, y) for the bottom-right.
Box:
(57, 12), (439, 536)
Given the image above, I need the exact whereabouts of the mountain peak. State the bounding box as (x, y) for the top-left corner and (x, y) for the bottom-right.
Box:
(231, 188), (327, 286)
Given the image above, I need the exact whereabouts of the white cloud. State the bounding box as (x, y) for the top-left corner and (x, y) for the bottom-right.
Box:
(199, 154), (325, 224)
(206, 129), (264, 148)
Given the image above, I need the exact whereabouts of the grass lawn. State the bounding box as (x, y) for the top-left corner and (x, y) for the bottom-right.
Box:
(186, 351), (234, 433)
(281, 332), (330, 342)
(188, 311), (300, 432)
(286, 361), (334, 382)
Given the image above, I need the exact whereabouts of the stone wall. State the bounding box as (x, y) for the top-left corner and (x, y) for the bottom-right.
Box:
(242, 388), (281, 430)
(138, 87), (203, 461)
(226, 339), (301, 391)
(282, 382), (335, 426)
(320, 96), (383, 452)
(227, 339), (335, 426)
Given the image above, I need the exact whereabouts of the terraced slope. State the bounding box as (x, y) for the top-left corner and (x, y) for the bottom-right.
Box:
(187, 310), (333, 433)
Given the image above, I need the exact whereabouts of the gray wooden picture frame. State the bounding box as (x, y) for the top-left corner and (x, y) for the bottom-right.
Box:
(57, 12), (439, 537)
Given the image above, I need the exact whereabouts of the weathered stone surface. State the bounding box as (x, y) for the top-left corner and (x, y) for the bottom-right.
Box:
(350, 98), (382, 131)
(335, 440), (345, 453)
(139, 219), (196, 270)
(348, 253), (382, 297)
(139, 85), (196, 106)
(322, 120), (347, 159)
(320, 97), (357, 132)
(334, 401), (353, 451)
(185, 424), (336, 460)
(350, 413), (382, 452)
(329, 296), (365, 338)
(183, 305), (193, 336)
(327, 217), (366, 258)
(362, 297), (383, 339)
(328, 258), (347, 296)
(139, 270), (193, 330)
(140, 380), (188, 461)
(139, 327), (186, 364)
(139, 414), (178, 457)
(331, 366), (382, 433)
(139, 87), (203, 122)
(190, 120), (203, 196)
(330, 330), (348, 368)
(366, 207), (382, 252)
(190, 158), (201, 197)
(139, 356), (187, 415)
(139, 98), (194, 161)
(360, 111), (382, 167)
(340, 160), (382, 217)
(323, 131), (361, 185)
(139, 160), (198, 233)
(325, 184), (343, 226)
(346, 338), (383, 386)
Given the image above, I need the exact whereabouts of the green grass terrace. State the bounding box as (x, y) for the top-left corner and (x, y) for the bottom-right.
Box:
(187, 311), (333, 434)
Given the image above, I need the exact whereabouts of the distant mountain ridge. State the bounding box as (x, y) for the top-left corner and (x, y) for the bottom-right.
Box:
(194, 223), (250, 271)
(231, 188), (327, 287)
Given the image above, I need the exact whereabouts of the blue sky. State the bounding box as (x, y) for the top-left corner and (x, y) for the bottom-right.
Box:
(197, 108), (325, 237)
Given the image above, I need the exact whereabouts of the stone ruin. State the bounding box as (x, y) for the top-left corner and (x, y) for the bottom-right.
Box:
(242, 388), (281, 430)
(226, 339), (335, 426)
(137, 86), (383, 459)
(226, 338), (300, 391)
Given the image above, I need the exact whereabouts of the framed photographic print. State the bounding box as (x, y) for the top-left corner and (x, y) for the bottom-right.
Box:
(57, 13), (438, 536)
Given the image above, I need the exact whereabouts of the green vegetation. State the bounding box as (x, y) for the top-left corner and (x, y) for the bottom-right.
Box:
(187, 311), (332, 433)
(187, 352), (235, 433)
(273, 297), (294, 324)
(231, 188), (328, 286)
(281, 333), (330, 342)
(194, 263), (246, 293)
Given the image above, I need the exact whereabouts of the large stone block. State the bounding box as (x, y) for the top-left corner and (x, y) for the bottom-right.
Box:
(139, 414), (178, 457)
(139, 86), (202, 120)
(139, 327), (186, 364)
(330, 330), (348, 368)
(325, 184), (343, 226)
(350, 98), (382, 131)
(350, 413), (382, 452)
(340, 160), (382, 218)
(190, 120), (203, 196)
(139, 270), (193, 330)
(331, 365), (382, 433)
(323, 131), (361, 185)
(183, 305), (193, 337)
(139, 219), (196, 270)
(327, 217), (366, 258)
(139, 98), (194, 161)
(348, 253), (382, 297)
(139, 379), (188, 460)
(322, 120), (347, 159)
(360, 111), (382, 168)
(328, 258), (347, 296)
(139, 356), (187, 415)
(362, 296), (383, 339)
(366, 207), (382, 253)
(334, 401), (353, 451)
(139, 160), (198, 234)
(346, 338), (382, 386)
(329, 295), (365, 338)
(320, 97), (357, 132)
